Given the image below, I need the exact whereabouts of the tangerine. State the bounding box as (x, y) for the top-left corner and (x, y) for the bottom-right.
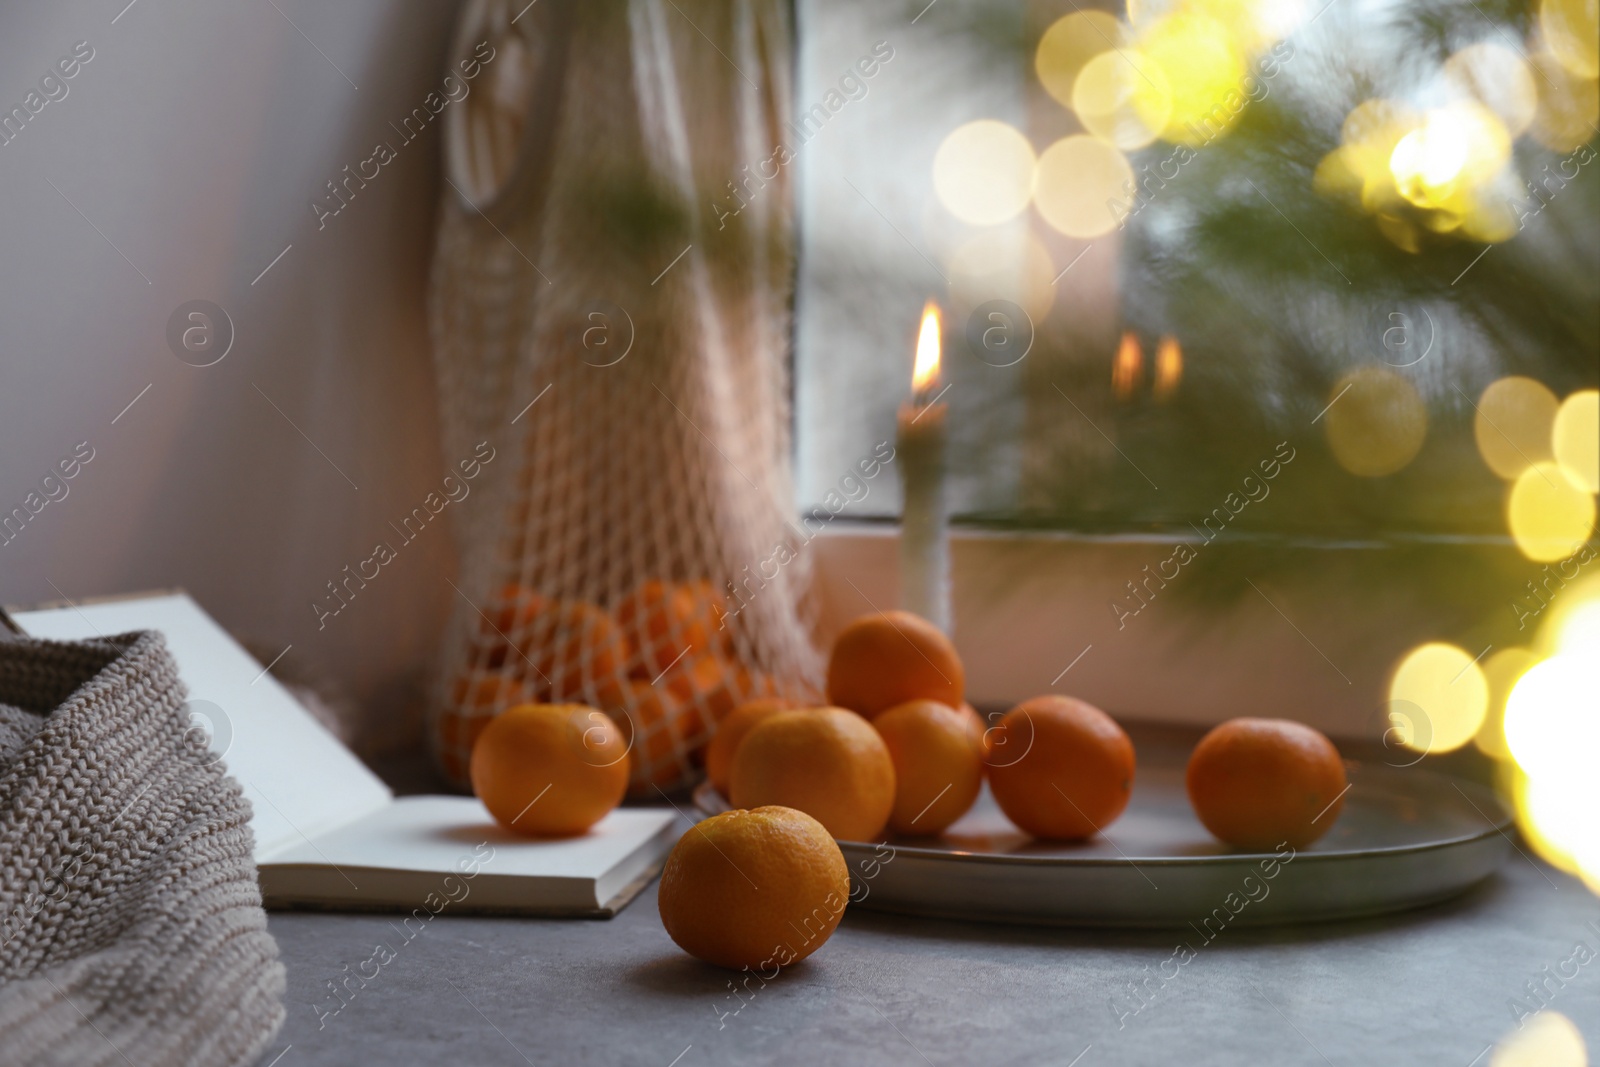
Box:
(873, 700), (983, 835)
(985, 695), (1135, 840)
(470, 703), (629, 836)
(657, 805), (850, 970)
(1186, 718), (1347, 849)
(705, 698), (792, 797)
(826, 610), (964, 718)
(729, 707), (896, 841)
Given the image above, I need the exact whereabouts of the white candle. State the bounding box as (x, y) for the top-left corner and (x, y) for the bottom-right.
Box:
(897, 302), (951, 633)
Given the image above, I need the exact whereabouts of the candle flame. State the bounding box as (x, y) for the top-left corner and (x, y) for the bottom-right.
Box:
(913, 302), (942, 394)
(1154, 335), (1182, 401)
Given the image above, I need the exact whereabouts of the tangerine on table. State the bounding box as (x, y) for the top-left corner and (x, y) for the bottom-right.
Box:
(658, 805), (850, 970)
(826, 610), (964, 719)
(705, 697), (793, 797)
(470, 703), (629, 837)
(729, 707), (896, 841)
(873, 700), (983, 835)
(1186, 718), (1347, 849)
(985, 695), (1135, 841)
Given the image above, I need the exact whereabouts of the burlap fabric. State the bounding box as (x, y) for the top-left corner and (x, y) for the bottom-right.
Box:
(0, 630), (284, 1066)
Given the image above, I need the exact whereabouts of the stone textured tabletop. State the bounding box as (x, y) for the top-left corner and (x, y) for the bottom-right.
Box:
(260, 833), (1600, 1066)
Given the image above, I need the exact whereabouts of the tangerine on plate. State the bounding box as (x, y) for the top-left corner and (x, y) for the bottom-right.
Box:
(985, 695), (1135, 841)
(616, 580), (711, 675)
(1186, 718), (1348, 849)
(873, 700), (983, 835)
(705, 698), (793, 797)
(470, 703), (629, 836)
(658, 805), (850, 970)
(729, 707), (896, 841)
(826, 610), (964, 718)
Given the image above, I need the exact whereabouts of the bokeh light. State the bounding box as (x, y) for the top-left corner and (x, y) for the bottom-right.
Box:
(1036, 12), (1125, 110)
(1530, 51), (1600, 152)
(932, 121), (1037, 226)
(1541, 0), (1600, 79)
(1473, 376), (1560, 479)
(1323, 366), (1428, 477)
(1073, 49), (1173, 150)
(1033, 135), (1135, 239)
(1553, 389), (1600, 492)
(1139, 12), (1248, 145)
(1317, 99), (1424, 216)
(1388, 103), (1512, 214)
(1508, 462), (1597, 561)
(1388, 642), (1489, 754)
(1494, 1006), (1591, 1067)
(1112, 331), (1143, 400)
(1489, 1007), (1588, 1067)
(1505, 654), (1600, 783)
(1153, 336), (1182, 401)
(1474, 647), (1539, 760)
(1442, 42), (1538, 137)
(945, 228), (1056, 321)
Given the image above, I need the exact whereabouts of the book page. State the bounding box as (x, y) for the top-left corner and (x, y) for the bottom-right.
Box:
(9, 592), (393, 860)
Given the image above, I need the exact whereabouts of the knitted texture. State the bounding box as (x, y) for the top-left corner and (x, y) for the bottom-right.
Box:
(0, 631), (285, 1066)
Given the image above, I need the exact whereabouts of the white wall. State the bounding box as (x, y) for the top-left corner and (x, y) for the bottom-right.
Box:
(0, 0), (467, 747)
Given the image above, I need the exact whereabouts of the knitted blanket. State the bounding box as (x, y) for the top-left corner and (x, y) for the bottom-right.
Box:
(0, 630), (284, 1066)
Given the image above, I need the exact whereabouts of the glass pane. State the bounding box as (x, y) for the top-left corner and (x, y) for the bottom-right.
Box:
(794, 0), (1599, 545)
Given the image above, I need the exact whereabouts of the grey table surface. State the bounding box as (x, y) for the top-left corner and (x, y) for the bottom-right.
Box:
(258, 828), (1600, 1067)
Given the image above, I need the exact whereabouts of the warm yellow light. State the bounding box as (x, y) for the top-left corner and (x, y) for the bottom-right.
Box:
(932, 121), (1037, 226)
(1389, 104), (1511, 212)
(945, 228), (1057, 322)
(1332, 99), (1424, 215)
(1536, 573), (1600, 657)
(1112, 332), (1143, 400)
(1323, 366), (1428, 477)
(1490, 1008), (1588, 1067)
(1530, 50), (1600, 152)
(1153, 336), (1181, 401)
(913, 302), (942, 393)
(1475, 647), (1540, 761)
(1557, 599), (1600, 656)
(1508, 463), (1596, 562)
(1033, 135), (1136, 239)
(1036, 12), (1125, 110)
(1443, 42), (1538, 137)
(1553, 389), (1600, 493)
(1187, 0), (1309, 49)
(1138, 12), (1248, 146)
(1515, 769), (1587, 873)
(1505, 654), (1600, 783)
(1072, 49), (1173, 150)
(1474, 376), (1560, 480)
(1541, 0), (1600, 79)
(1388, 643), (1490, 755)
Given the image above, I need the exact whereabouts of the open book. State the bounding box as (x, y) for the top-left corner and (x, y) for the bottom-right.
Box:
(4, 591), (680, 917)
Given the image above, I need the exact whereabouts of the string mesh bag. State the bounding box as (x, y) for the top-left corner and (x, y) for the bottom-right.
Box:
(425, 0), (821, 793)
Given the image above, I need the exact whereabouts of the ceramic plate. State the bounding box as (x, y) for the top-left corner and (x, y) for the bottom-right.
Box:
(690, 757), (1513, 927)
